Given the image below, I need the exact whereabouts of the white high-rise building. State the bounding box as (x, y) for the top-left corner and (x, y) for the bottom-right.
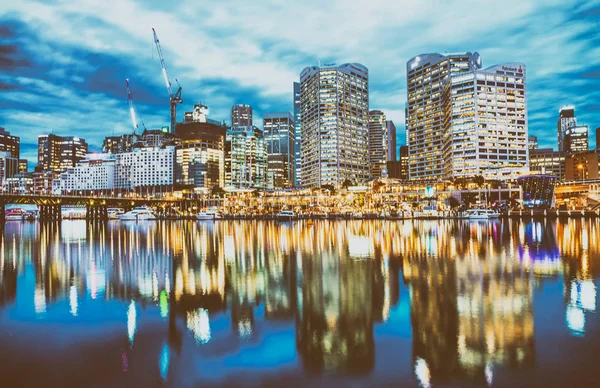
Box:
(115, 147), (175, 190)
(300, 63), (369, 188)
(368, 110), (389, 178)
(442, 63), (529, 180)
(406, 52), (481, 180)
(53, 153), (116, 195)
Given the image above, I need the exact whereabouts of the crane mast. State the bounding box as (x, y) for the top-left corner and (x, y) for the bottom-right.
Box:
(152, 28), (182, 133)
(125, 79), (146, 134)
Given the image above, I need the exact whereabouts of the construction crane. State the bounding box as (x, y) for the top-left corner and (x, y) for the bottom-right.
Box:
(125, 78), (146, 133)
(152, 27), (182, 133)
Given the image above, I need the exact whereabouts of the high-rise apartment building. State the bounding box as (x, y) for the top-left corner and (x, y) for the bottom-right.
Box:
(387, 121), (397, 162)
(300, 63), (369, 188)
(0, 152), (19, 186)
(102, 133), (141, 154)
(37, 134), (87, 172)
(369, 110), (389, 178)
(565, 125), (588, 154)
(225, 126), (267, 189)
(175, 118), (226, 190)
(558, 106), (576, 152)
(231, 104), (253, 127)
(406, 52), (481, 180)
(293, 82), (302, 187)
(0, 128), (20, 159)
(528, 135), (538, 150)
(264, 112), (295, 188)
(442, 63), (529, 180)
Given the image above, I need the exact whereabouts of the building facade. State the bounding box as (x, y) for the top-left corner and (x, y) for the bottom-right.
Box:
(387, 120), (397, 162)
(529, 148), (566, 180)
(300, 63), (369, 188)
(37, 134), (88, 172)
(33, 171), (60, 195)
(597, 127), (600, 150)
(442, 62), (529, 181)
(0, 128), (20, 159)
(564, 125), (589, 154)
(53, 154), (116, 195)
(528, 135), (538, 150)
(293, 82), (302, 187)
(558, 106), (576, 152)
(0, 152), (19, 186)
(264, 112), (295, 188)
(2, 174), (33, 194)
(225, 126), (267, 189)
(406, 52), (482, 180)
(565, 150), (599, 181)
(114, 147), (175, 190)
(368, 110), (389, 178)
(102, 134), (141, 154)
(231, 104), (253, 127)
(175, 120), (226, 191)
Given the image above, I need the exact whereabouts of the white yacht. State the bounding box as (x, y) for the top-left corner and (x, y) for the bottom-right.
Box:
(119, 206), (157, 221)
(107, 208), (125, 219)
(196, 210), (221, 220)
(276, 210), (296, 221)
(463, 209), (500, 220)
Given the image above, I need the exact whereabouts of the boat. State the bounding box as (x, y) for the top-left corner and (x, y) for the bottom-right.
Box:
(276, 210), (296, 221)
(107, 208), (125, 219)
(462, 209), (500, 220)
(62, 206), (87, 220)
(119, 206), (157, 221)
(5, 208), (26, 221)
(196, 210), (221, 220)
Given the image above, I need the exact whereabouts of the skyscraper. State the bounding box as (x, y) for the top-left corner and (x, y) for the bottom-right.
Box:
(558, 106), (576, 152)
(225, 126), (267, 189)
(597, 127), (600, 150)
(406, 52), (481, 180)
(264, 112), (295, 188)
(387, 121), (397, 162)
(442, 63), (529, 180)
(231, 104), (253, 127)
(0, 128), (20, 159)
(368, 110), (389, 178)
(37, 134), (87, 172)
(564, 125), (588, 154)
(293, 82), (302, 187)
(300, 63), (369, 188)
(528, 135), (538, 150)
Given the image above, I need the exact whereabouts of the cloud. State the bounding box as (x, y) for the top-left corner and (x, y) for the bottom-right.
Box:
(0, 0), (599, 166)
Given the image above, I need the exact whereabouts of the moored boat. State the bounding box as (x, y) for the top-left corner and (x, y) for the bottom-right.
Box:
(119, 206), (157, 221)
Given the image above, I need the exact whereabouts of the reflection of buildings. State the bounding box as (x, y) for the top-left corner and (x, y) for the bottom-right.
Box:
(403, 221), (538, 385)
(557, 220), (599, 336)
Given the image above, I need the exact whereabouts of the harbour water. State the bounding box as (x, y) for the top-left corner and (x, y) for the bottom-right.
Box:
(0, 219), (598, 387)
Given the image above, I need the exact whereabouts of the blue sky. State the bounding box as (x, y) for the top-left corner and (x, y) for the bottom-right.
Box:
(1, 0), (599, 165)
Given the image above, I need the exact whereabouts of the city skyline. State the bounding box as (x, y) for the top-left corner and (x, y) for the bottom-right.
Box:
(1, 0), (599, 166)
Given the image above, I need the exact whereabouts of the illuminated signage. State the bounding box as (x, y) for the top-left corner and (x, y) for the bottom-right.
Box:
(502, 65), (524, 73)
(161, 126), (169, 133)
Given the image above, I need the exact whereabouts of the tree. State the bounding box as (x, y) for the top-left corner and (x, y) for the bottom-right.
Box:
(342, 179), (354, 189)
(211, 185), (225, 198)
(473, 175), (485, 188)
(447, 196), (460, 209)
(321, 184), (336, 195)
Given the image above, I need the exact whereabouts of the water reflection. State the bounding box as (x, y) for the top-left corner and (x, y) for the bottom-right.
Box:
(0, 219), (598, 386)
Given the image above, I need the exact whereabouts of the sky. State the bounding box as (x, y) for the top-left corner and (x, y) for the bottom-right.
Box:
(1, 0), (599, 167)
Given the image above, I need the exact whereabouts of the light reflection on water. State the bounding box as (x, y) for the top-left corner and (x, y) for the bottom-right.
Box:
(0, 219), (598, 386)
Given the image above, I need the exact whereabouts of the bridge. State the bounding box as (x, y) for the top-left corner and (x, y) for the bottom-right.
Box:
(0, 194), (224, 223)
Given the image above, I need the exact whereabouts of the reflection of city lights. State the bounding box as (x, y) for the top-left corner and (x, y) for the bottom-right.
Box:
(566, 305), (585, 336)
(159, 343), (170, 381)
(127, 301), (137, 345)
(159, 290), (168, 319)
(224, 236), (235, 262)
(348, 235), (373, 258)
(69, 285), (78, 317)
(237, 319), (253, 339)
(187, 308), (211, 344)
(414, 358), (431, 388)
(87, 265), (106, 300)
(34, 287), (46, 315)
(485, 363), (493, 386)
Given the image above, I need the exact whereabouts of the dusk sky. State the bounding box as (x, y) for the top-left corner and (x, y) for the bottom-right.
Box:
(1, 0), (599, 166)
